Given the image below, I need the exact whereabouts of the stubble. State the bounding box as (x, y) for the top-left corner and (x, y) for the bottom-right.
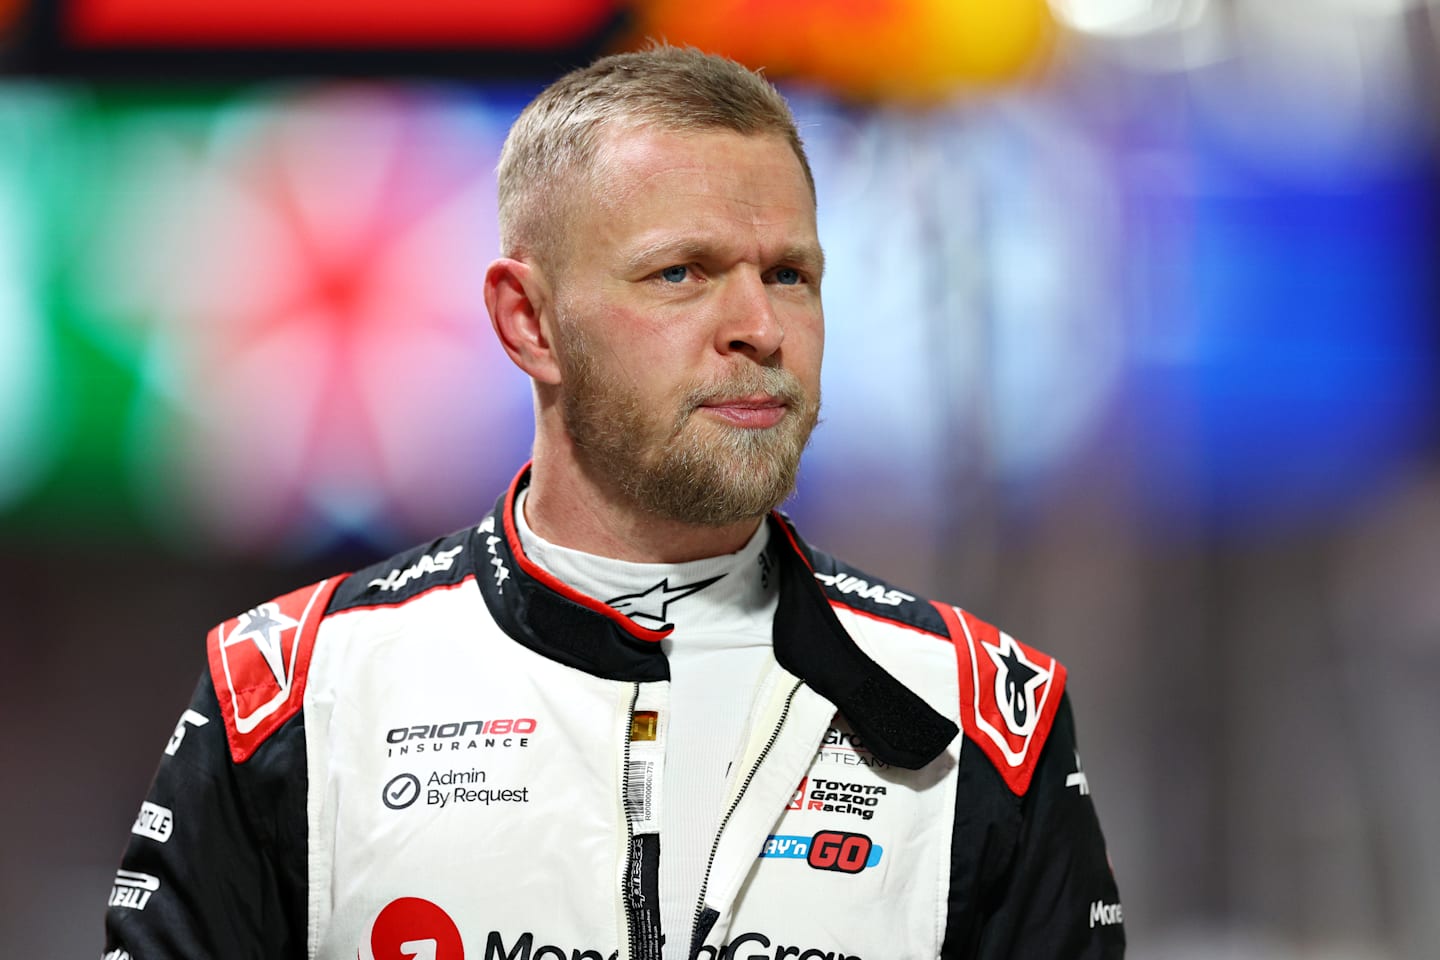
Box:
(556, 321), (820, 527)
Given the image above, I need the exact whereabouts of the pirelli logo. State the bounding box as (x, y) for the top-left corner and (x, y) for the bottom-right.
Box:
(108, 870), (159, 910)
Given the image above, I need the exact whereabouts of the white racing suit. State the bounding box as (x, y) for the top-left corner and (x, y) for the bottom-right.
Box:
(104, 467), (1125, 959)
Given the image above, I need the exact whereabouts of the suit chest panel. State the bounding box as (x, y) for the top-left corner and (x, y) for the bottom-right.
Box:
(308, 596), (638, 960)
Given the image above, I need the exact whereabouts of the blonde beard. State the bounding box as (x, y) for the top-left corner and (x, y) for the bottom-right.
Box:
(556, 321), (819, 527)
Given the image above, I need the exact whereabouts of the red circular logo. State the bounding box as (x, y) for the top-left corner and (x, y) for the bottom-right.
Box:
(369, 897), (464, 960)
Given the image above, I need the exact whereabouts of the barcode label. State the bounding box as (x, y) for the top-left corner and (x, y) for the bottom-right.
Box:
(625, 760), (654, 825)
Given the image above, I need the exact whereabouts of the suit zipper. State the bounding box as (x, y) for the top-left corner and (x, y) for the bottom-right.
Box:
(688, 679), (802, 953)
(621, 682), (640, 960)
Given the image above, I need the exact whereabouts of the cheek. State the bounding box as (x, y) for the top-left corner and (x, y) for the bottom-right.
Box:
(783, 305), (824, 367)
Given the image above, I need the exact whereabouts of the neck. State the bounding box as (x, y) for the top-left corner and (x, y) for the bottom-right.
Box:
(524, 442), (763, 564)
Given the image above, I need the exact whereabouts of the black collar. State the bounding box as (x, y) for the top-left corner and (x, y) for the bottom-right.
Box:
(472, 466), (957, 770)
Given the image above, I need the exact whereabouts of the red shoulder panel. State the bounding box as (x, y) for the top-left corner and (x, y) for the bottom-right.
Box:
(934, 602), (1067, 796)
(206, 576), (344, 764)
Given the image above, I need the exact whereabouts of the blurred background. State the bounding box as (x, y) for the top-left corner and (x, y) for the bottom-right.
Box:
(1, 0), (1437, 956)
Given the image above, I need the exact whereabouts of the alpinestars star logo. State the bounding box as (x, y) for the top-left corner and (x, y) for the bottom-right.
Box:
(607, 575), (723, 627)
(981, 631), (1052, 736)
(224, 603), (301, 732)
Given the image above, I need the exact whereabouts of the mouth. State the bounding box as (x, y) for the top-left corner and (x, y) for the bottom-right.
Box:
(697, 395), (788, 429)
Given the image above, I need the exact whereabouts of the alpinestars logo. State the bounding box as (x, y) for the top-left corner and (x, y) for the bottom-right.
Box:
(208, 577), (336, 764)
(981, 631), (1052, 736)
(607, 575), (724, 627)
(369, 545), (464, 592)
(223, 603), (302, 734)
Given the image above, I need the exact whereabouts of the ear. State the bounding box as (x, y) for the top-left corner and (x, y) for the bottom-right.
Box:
(485, 257), (562, 385)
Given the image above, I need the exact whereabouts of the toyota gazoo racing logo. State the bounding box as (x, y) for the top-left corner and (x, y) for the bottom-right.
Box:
(787, 776), (887, 821)
(759, 831), (882, 874)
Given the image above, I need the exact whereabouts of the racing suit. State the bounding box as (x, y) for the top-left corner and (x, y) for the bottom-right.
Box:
(104, 467), (1125, 959)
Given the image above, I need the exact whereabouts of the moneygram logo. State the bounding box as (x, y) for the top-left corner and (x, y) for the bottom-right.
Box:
(484, 931), (616, 960)
(362, 897), (464, 960)
(693, 932), (861, 960)
(487, 930), (857, 960)
(760, 831), (882, 874)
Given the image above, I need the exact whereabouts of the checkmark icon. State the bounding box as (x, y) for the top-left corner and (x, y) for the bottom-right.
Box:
(382, 773), (421, 810)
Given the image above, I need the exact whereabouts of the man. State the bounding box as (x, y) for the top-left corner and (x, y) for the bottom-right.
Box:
(105, 47), (1124, 960)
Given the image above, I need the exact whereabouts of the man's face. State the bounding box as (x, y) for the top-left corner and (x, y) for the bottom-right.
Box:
(549, 127), (824, 527)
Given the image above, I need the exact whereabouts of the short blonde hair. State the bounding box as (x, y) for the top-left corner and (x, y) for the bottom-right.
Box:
(497, 45), (814, 270)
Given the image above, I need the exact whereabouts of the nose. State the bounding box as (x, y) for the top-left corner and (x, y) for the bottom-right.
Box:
(715, 270), (785, 361)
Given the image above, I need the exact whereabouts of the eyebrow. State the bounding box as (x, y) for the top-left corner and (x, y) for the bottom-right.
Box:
(783, 242), (827, 278)
(621, 238), (712, 275)
(621, 237), (826, 278)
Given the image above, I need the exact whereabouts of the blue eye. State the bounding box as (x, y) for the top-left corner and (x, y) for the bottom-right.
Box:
(775, 268), (801, 285)
(660, 265), (688, 283)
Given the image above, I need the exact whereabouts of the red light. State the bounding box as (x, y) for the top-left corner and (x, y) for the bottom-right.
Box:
(68, 0), (618, 48)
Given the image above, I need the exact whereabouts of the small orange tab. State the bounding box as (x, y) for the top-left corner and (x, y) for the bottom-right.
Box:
(631, 711), (658, 742)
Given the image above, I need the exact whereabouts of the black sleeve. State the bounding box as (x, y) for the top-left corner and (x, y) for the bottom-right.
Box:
(950, 693), (1128, 955)
(962, 694), (1126, 959)
(103, 670), (309, 960)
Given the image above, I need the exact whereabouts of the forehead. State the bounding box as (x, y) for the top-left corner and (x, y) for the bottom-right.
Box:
(579, 127), (819, 262)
